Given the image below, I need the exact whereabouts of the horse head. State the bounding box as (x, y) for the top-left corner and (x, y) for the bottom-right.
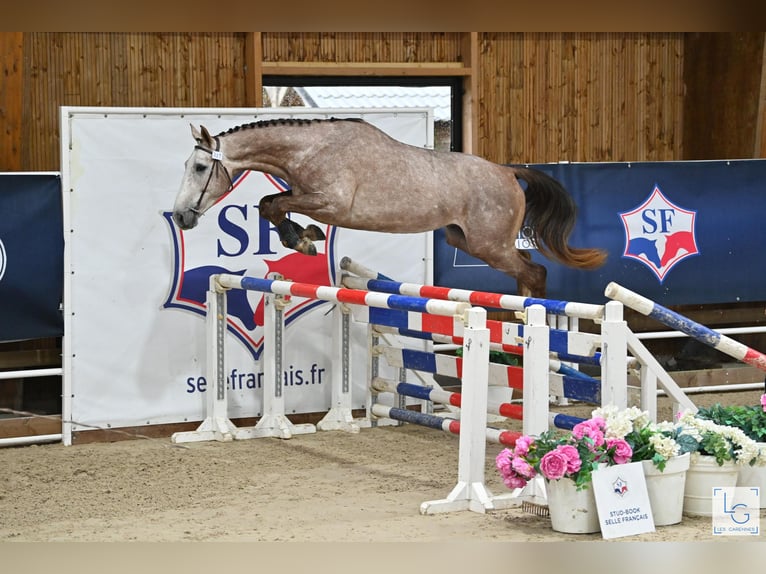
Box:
(172, 124), (234, 230)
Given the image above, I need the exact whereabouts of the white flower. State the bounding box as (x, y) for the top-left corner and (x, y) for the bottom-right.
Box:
(592, 405), (651, 439)
(654, 421), (676, 432)
(649, 433), (680, 459)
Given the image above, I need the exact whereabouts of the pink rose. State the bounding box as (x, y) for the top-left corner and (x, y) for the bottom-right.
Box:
(606, 438), (633, 464)
(513, 435), (535, 458)
(511, 456), (536, 480)
(572, 419), (605, 448)
(760, 393), (766, 412)
(555, 444), (582, 474)
(495, 449), (514, 476)
(503, 474), (528, 489)
(539, 450), (568, 480)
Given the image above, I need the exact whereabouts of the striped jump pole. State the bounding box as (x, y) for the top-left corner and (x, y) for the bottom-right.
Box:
(605, 282), (766, 373)
(372, 378), (586, 430)
(351, 306), (601, 359)
(341, 257), (605, 321)
(338, 256), (394, 281)
(374, 325), (601, 382)
(371, 403), (521, 448)
(374, 345), (600, 403)
(215, 274), (471, 318)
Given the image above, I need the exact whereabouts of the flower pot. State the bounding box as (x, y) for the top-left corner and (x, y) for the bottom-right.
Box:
(736, 441), (766, 509)
(545, 478), (600, 534)
(641, 452), (690, 526)
(683, 454), (739, 517)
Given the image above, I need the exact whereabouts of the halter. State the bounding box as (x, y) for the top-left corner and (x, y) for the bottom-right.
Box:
(191, 136), (234, 214)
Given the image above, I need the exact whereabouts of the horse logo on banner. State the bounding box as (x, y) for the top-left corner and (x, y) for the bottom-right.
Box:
(619, 185), (699, 282)
(162, 171), (337, 360)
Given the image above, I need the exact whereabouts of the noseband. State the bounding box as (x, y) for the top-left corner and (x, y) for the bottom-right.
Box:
(191, 137), (234, 214)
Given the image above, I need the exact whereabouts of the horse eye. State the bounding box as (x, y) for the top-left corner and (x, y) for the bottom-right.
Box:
(194, 163), (207, 173)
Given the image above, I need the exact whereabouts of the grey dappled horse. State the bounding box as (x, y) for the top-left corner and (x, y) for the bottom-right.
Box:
(172, 118), (606, 297)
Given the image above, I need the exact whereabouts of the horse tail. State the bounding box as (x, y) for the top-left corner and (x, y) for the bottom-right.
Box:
(513, 167), (607, 270)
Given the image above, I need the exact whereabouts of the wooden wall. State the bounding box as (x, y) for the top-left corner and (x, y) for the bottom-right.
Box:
(261, 32), (464, 63)
(0, 32), (23, 171)
(19, 32), (248, 170)
(477, 33), (685, 164)
(682, 32), (766, 160)
(2, 32), (765, 172)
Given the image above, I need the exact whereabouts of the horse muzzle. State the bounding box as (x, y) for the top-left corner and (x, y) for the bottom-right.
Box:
(172, 209), (200, 230)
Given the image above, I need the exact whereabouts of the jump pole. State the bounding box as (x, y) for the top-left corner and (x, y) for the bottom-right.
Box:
(605, 281), (766, 372)
(370, 403), (521, 447)
(174, 273), (472, 444)
(372, 378), (585, 430)
(341, 256), (605, 320)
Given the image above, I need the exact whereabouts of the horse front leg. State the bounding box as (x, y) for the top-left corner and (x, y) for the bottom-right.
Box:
(259, 192), (327, 256)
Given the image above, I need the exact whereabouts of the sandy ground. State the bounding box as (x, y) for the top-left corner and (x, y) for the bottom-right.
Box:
(1, 391), (764, 544)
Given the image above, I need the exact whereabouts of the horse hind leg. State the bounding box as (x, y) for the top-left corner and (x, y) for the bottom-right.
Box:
(444, 225), (547, 298)
(512, 250), (547, 299)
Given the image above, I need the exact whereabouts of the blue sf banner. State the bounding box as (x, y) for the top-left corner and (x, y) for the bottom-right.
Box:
(434, 160), (766, 307)
(0, 174), (64, 341)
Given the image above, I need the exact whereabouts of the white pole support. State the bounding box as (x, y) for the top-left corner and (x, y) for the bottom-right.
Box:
(172, 276), (240, 444)
(522, 304), (549, 437)
(599, 301), (628, 409)
(639, 364), (658, 421)
(420, 307), (495, 514)
(236, 291), (316, 439)
(317, 304), (370, 433)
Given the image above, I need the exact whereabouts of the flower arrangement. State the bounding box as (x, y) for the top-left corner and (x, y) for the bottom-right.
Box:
(592, 404), (766, 468)
(495, 416), (633, 491)
(694, 393), (766, 444)
(592, 405), (682, 472)
(673, 410), (766, 467)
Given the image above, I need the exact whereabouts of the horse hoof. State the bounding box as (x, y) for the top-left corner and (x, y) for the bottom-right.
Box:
(297, 239), (317, 256)
(303, 224), (326, 241)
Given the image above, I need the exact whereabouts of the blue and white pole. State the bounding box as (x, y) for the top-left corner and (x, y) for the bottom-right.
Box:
(605, 282), (766, 372)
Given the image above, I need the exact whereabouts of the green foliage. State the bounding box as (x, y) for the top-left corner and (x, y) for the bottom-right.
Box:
(455, 348), (522, 366)
(699, 431), (736, 465)
(674, 432), (702, 455)
(696, 403), (766, 443)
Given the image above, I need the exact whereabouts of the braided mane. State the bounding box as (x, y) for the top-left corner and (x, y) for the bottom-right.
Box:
(217, 117), (364, 138)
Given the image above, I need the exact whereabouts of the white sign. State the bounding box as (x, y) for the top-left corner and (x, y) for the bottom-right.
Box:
(591, 462), (655, 539)
(61, 107), (433, 438)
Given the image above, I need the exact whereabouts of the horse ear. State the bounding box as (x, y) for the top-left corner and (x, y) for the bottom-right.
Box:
(199, 125), (215, 147)
(190, 124), (203, 143)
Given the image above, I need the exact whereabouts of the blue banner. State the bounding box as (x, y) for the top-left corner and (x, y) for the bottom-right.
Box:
(434, 160), (766, 307)
(0, 174), (64, 341)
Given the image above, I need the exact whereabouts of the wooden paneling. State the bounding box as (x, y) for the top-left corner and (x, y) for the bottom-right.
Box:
(261, 32), (464, 63)
(6, 32), (766, 173)
(477, 32), (685, 164)
(21, 32), (248, 170)
(0, 32), (23, 171)
(683, 32), (766, 160)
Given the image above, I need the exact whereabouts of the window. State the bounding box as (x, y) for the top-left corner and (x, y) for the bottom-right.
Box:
(263, 77), (462, 153)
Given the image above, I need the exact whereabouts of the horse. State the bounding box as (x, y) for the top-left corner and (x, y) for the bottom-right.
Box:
(172, 118), (606, 298)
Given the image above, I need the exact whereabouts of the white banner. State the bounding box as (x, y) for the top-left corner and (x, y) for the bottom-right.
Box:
(62, 107), (432, 433)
